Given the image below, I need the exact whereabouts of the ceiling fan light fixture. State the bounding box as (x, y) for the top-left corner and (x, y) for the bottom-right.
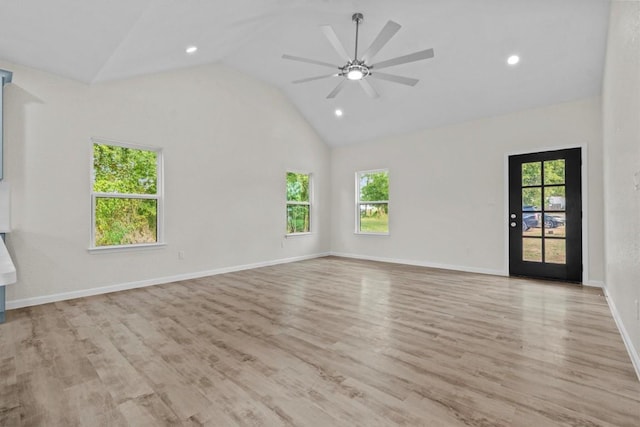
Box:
(344, 63), (369, 81)
(347, 69), (364, 80)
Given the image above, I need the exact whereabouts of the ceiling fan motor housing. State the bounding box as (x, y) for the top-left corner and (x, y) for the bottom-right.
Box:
(343, 62), (370, 80)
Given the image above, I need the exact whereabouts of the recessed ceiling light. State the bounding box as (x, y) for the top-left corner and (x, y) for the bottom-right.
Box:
(185, 46), (198, 54)
(507, 55), (520, 65)
(335, 109), (343, 117)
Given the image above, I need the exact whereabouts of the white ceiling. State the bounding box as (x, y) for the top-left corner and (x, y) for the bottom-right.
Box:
(0, 0), (610, 146)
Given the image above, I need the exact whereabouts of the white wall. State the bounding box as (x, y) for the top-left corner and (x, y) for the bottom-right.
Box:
(0, 58), (608, 310)
(2, 61), (331, 305)
(602, 0), (640, 373)
(331, 98), (604, 282)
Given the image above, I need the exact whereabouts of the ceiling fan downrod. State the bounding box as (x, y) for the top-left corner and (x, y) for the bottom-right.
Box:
(344, 13), (369, 81)
(352, 13), (363, 61)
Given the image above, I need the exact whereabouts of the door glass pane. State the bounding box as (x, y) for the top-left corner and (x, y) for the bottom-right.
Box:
(544, 159), (565, 185)
(523, 238), (542, 262)
(522, 162), (542, 186)
(545, 239), (566, 264)
(543, 213), (566, 237)
(522, 209), (541, 235)
(544, 186), (565, 211)
(523, 220), (542, 236)
(522, 188), (541, 211)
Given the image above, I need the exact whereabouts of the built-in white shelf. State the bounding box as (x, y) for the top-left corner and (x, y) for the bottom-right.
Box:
(0, 237), (16, 286)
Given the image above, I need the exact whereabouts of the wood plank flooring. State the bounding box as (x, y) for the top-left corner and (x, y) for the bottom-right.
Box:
(1, 256), (638, 426)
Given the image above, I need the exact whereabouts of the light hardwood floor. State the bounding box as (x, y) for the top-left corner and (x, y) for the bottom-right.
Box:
(1, 257), (638, 426)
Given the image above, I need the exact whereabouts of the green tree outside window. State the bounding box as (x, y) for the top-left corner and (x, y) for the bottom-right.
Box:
(92, 143), (161, 247)
(358, 170), (389, 233)
(286, 172), (310, 233)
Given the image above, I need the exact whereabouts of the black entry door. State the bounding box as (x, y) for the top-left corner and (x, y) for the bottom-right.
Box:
(508, 148), (582, 282)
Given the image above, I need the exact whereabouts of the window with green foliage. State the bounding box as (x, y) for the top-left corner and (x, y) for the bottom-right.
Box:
(91, 141), (162, 248)
(286, 172), (311, 234)
(357, 169), (389, 234)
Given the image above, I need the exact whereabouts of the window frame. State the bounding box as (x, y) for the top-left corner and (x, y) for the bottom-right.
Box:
(286, 171), (312, 236)
(0, 69), (13, 180)
(89, 138), (164, 251)
(355, 168), (389, 235)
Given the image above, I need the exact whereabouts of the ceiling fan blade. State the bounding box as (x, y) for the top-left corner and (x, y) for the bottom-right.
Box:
(359, 79), (380, 99)
(320, 25), (352, 62)
(282, 54), (339, 70)
(326, 79), (347, 99)
(369, 71), (419, 86)
(371, 48), (435, 70)
(292, 74), (338, 84)
(361, 20), (401, 63)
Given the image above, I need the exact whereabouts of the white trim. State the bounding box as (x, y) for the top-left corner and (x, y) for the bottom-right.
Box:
(90, 136), (159, 152)
(93, 193), (158, 200)
(330, 251), (506, 277)
(88, 242), (167, 254)
(285, 232), (312, 238)
(582, 280), (604, 288)
(503, 153), (511, 274)
(6, 252), (330, 310)
(503, 144), (589, 282)
(352, 232), (390, 237)
(577, 145), (589, 283)
(602, 284), (640, 381)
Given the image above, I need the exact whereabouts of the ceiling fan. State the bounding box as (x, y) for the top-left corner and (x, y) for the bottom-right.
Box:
(282, 13), (435, 99)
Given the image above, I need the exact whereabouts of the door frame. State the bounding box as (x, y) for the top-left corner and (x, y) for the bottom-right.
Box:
(503, 144), (590, 284)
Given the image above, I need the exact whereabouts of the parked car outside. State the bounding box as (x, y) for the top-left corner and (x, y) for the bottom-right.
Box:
(522, 205), (561, 230)
(522, 206), (540, 231)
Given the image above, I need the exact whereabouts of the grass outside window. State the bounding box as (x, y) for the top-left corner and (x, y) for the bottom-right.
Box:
(357, 170), (389, 234)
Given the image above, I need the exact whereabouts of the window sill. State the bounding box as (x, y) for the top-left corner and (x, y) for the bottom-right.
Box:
(88, 242), (167, 254)
(354, 232), (390, 236)
(285, 232), (312, 238)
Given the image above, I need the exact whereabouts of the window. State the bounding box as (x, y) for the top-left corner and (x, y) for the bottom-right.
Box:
(286, 172), (311, 234)
(91, 140), (163, 249)
(357, 169), (389, 234)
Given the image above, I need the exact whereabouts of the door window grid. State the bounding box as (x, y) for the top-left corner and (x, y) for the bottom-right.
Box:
(521, 160), (566, 264)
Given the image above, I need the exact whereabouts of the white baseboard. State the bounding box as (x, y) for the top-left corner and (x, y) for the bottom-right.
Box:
(329, 252), (507, 277)
(583, 280), (604, 288)
(602, 284), (640, 381)
(6, 252), (330, 310)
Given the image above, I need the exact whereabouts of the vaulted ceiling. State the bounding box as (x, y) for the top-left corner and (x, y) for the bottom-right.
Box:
(0, 0), (610, 146)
